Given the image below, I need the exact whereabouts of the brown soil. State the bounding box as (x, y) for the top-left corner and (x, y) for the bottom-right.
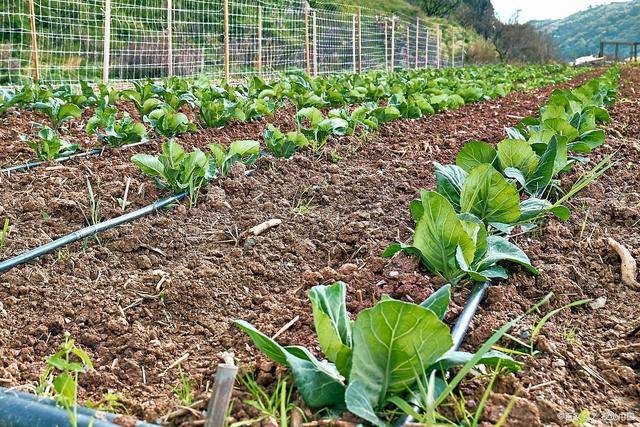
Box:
(0, 67), (638, 427)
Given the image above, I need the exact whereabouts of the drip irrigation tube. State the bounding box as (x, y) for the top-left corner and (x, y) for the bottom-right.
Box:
(0, 191), (187, 274)
(0, 141), (147, 174)
(0, 386), (158, 427)
(395, 281), (490, 426)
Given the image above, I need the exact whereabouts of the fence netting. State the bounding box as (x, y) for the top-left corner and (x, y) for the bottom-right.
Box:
(0, 0), (468, 85)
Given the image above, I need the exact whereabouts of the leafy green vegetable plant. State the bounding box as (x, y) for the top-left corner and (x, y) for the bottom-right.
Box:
(21, 126), (80, 160)
(199, 98), (246, 128)
(295, 107), (348, 154)
(145, 104), (197, 137)
(86, 106), (148, 147)
(236, 282), (520, 426)
(0, 218), (9, 255)
(36, 332), (94, 427)
(132, 139), (214, 205)
(32, 97), (82, 129)
(384, 191), (537, 284)
(208, 139), (260, 176)
(262, 123), (309, 158)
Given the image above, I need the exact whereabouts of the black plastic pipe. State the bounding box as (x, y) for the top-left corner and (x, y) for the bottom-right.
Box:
(0, 141), (147, 174)
(0, 191), (187, 274)
(395, 281), (490, 426)
(0, 387), (158, 427)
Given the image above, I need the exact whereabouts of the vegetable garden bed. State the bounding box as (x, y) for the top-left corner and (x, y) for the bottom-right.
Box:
(0, 66), (638, 426)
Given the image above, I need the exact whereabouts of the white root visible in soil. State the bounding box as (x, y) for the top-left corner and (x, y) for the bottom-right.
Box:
(607, 237), (640, 289)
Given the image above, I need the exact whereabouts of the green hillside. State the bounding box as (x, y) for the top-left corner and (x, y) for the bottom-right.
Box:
(531, 0), (640, 61)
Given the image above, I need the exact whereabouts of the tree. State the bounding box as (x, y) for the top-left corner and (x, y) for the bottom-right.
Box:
(416, 0), (461, 17)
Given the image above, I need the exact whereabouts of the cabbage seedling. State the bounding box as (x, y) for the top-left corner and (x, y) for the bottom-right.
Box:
(145, 104), (197, 137)
(21, 126), (80, 160)
(208, 139), (260, 176)
(32, 97), (82, 129)
(86, 106), (148, 147)
(132, 139), (214, 205)
(262, 124), (308, 158)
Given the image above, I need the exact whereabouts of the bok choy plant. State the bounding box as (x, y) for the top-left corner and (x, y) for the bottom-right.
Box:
(262, 124), (308, 158)
(32, 97), (82, 129)
(236, 282), (521, 426)
(131, 139), (214, 205)
(21, 126), (80, 160)
(384, 191), (537, 284)
(86, 106), (148, 147)
(145, 104), (197, 137)
(208, 140), (260, 176)
(295, 107), (348, 154)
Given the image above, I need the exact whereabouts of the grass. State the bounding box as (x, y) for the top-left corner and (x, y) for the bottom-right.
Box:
(233, 372), (303, 427)
(172, 364), (193, 407)
(0, 218), (9, 255)
(291, 187), (315, 216)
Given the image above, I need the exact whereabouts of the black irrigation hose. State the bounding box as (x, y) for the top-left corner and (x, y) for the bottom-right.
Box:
(0, 191), (188, 274)
(0, 141), (147, 174)
(395, 281), (490, 426)
(0, 386), (158, 427)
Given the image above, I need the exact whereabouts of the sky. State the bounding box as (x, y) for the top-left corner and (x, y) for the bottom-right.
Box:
(492, 0), (631, 22)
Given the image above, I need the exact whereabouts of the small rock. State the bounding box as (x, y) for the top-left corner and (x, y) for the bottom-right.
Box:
(136, 255), (152, 270)
(302, 270), (323, 286)
(617, 366), (637, 384)
(552, 358), (566, 368)
(589, 296), (606, 309)
(320, 266), (338, 282)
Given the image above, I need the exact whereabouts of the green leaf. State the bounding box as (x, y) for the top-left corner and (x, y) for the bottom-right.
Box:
(419, 284), (451, 320)
(475, 235), (538, 275)
(519, 197), (552, 222)
(497, 139), (539, 178)
(434, 162), (468, 211)
(53, 373), (76, 402)
(309, 283), (353, 376)
(345, 381), (386, 427)
(132, 154), (165, 176)
(233, 320), (287, 364)
(229, 139), (260, 157)
(413, 191), (476, 281)
(348, 300), (453, 408)
(460, 164), (521, 224)
(456, 141), (498, 173)
(525, 138), (557, 195)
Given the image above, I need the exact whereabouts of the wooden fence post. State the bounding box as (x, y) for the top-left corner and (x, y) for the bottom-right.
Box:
(223, 0), (229, 80)
(451, 27), (455, 67)
(312, 10), (317, 76)
(384, 20), (388, 71)
(424, 28), (429, 67)
(102, 0), (111, 82)
(390, 17), (395, 71)
(28, 0), (40, 81)
(357, 7), (362, 72)
(167, 0), (173, 76)
(599, 41), (604, 57)
(304, 4), (310, 77)
(414, 17), (419, 68)
(405, 27), (410, 68)
(257, 6), (262, 72)
(352, 15), (357, 73)
(461, 38), (465, 67)
(436, 25), (441, 69)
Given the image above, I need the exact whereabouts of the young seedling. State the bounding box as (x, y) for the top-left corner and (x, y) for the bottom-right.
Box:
(86, 106), (148, 147)
(21, 126), (80, 161)
(208, 140), (260, 176)
(32, 97), (82, 129)
(36, 332), (94, 427)
(172, 364), (193, 407)
(86, 391), (128, 414)
(238, 372), (304, 427)
(145, 103), (197, 137)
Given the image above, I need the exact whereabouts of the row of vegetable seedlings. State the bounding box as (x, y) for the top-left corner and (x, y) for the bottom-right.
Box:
(0, 66), (618, 423)
(230, 66), (621, 425)
(0, 64), (582, 173)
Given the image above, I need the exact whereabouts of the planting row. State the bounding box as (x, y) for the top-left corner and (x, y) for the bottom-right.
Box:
(0, 65), (583, 166)
(226, 67), (620, 425)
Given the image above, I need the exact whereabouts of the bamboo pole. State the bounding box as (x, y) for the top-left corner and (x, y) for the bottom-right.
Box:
(304, 4), (310, 77)
(405, 27), (410, 69)
(436, 25), (441, 69)
(414, 17), (419, 68)
(205, 355), (238, 427)
(357, 7), (362, 73)
(390, 17), (395, 71)
(167, 0), (173, 76)
(28, 0), (40, 81)
(451, 27), (455, 67)
(257, 6), (262, 72)
(352, 15), (357, 73)
(384, 20), (388, 71)
(102, 0), (111, 82)
(424, 29), (429, 68)
(312, 11), (317, 77)
(223, 0), (229, 80)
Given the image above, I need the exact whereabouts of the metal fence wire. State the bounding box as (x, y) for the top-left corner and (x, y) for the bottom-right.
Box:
(0, 0), (467, 85)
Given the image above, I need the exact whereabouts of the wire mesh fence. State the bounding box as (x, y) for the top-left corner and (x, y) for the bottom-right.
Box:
(0, 0), (468, 85)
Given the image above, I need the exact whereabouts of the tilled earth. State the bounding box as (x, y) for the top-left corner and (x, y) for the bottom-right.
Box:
(0, 68), (638, 426)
